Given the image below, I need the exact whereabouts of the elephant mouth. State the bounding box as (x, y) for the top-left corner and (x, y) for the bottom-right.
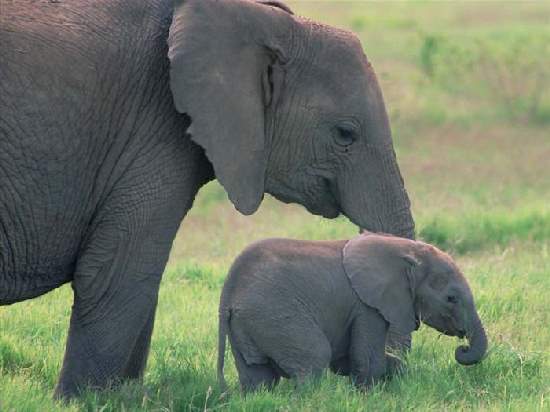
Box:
(423, 316), (465, 338)
(266, 174), (342, 218)
(304, 178), (341, 218)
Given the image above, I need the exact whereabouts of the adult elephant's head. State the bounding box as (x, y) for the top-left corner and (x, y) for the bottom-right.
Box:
(168, 0), (414, 238)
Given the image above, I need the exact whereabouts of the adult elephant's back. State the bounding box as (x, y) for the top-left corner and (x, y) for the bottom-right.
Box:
(0, 0), (209, 304)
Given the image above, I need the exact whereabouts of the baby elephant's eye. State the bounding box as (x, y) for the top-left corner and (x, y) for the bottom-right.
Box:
(447, 295), (458, 304)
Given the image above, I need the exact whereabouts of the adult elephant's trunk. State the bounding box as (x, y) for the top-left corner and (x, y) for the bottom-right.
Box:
(341, 144), (415, 240)
(337, 63), (415, 240)
(455, 311), (488, 365)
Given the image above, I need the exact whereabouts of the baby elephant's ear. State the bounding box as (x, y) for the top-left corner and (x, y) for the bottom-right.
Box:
(342, 234), (419, 336)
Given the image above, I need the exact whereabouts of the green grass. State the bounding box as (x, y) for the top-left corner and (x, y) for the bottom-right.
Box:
(1, 245), (549, 411)
(1, 1), (550, 411)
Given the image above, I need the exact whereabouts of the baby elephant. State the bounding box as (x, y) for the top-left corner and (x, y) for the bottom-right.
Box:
(217, 233), (487, 392)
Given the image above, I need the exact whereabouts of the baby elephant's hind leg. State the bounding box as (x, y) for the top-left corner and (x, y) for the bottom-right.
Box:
(231, 345), (280, 392)
(270, 329), (332, 386)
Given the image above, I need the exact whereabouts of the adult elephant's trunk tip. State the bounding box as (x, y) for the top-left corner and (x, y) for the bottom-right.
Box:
(455, 314), (488, 366)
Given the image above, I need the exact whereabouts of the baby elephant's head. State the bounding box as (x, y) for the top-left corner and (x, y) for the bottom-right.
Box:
(343, 233), (487, 365)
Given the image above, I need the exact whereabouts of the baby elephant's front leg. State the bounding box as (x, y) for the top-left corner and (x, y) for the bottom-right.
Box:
(349, 307), (389, 389)
(385, 352), (405, 376)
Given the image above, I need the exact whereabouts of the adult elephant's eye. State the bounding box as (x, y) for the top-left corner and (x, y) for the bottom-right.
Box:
(334, 126), (357, 147)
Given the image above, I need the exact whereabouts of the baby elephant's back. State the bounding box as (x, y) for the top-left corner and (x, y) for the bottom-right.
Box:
(221, 238), (354, 319)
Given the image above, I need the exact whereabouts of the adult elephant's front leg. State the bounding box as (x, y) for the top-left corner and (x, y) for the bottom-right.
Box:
(54, 181), (189, 398)
(54, 231), (163, 398)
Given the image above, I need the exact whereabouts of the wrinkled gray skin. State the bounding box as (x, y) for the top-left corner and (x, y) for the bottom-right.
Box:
(1, 0), (414, 398)
(218, 233), (487, 392)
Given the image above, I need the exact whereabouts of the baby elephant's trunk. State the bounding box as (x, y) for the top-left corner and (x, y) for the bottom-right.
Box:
(455, 311), (487, 365)
(217, 308), (230, 392)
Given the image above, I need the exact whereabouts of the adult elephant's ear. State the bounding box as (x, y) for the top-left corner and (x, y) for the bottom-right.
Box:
(168, 0), (293, 214)
(343, 234), (421, 336)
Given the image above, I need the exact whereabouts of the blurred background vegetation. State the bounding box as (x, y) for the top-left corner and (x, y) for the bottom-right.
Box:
(1, 2), (549, 411)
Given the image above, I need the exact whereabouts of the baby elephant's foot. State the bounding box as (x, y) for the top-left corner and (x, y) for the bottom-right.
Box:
(352, 374), (383, 391)
(385, 353), (405, 377)
(352, 355), (403, 390)
(351, 365), (388, 390)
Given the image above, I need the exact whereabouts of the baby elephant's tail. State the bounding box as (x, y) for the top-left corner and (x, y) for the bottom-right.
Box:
(217, 307), (230, 393)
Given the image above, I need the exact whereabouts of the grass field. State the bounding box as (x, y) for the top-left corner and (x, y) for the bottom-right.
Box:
(1, 1), (549, 411)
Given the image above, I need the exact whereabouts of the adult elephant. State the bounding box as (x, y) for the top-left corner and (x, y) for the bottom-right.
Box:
(0, 0), (414, 398)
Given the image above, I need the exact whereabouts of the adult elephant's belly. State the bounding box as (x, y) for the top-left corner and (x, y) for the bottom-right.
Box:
(0, 108), (155, 305)
(0, 253), (75, 306)
(0, 164), (87, 305)
(0, 9), (99, 304)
